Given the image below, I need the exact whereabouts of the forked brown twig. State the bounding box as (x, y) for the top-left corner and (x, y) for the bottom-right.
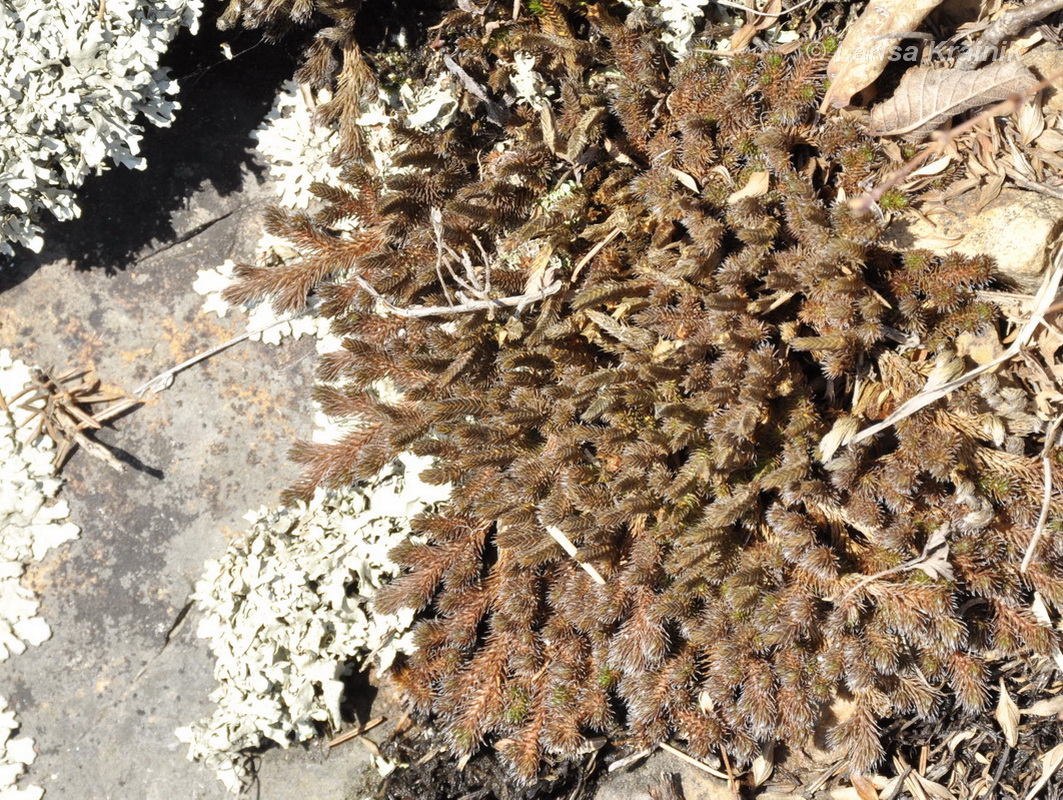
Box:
(956, 0), (1063, 70)
(327, 715), (385, 748)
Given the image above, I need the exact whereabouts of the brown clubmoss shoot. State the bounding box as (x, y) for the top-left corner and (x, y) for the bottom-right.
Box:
(225, 0), (1058, 787)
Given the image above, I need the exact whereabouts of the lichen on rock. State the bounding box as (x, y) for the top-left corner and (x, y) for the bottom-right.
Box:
(0, 0), (201, 257)
(176, 453), (450, 793)
(0, 350), (80, 800)
(0, 695), (41, 800)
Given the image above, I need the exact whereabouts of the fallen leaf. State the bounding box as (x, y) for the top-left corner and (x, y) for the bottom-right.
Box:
(1017, 93), (1046, 144)
(912, 527), (954, 582)
(1036, 128), (1063, 152)
(870, 61), (1039, 140)
(911, 771), (957, 800)
(670, 167), (700, 194)
(1009, 135), (1038, 180)
(728, 171), (770, 204)
(1023, 695), (1063, 717)
(824, 0), (946, 108)
(1031, 592), (1054, 625)
(728, 0), (781, 52)
(908, 154), (954, 178)
(728, 23), (759, 53)
(819, 416), (860, 462)
(974, 172), (1006, 212)
(995, 679), (1020, 748)
(522, 244), (556, 296)
(946, 730), (976, 752)
(850, 773), (878, 800)
(751, 741), (775, 787)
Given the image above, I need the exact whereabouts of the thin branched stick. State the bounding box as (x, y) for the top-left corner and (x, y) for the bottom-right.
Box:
(135, 315), (299, 396)
(1022, 411), (1063, 574)
(658, 742), (731, 781)
(544, 524), (606, 584)
(956, 0), (1063, 70)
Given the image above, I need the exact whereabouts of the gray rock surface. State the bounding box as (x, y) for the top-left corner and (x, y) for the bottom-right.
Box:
(884, 186), (1063, 291)
(593, 751), (736, 800)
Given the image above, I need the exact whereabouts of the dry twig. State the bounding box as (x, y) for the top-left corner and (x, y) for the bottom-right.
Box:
(328, 716), (385, 748)
(956, 0), (1063, 70)
(1003, 166), (1063, 201)
(658, 742), (731, 781)
(714, 0), (818, 19)
(571, 227), (621, 281)
(1021, 411), (1063, 573)
(544, 525), (606, 584)
(839, 528), (953, 604)
(135, 314), (301, 396)
(355, 274), (563, 318)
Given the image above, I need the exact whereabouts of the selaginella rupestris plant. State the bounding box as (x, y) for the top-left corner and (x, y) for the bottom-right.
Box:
(224, 0), (1063, 783)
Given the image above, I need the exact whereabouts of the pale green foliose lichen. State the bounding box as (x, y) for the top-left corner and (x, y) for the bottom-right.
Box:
(0, 350), (80, 800)
(0, 0), (201, 257)
(0, 696), (40, 800)
(176, 453), (451, 793)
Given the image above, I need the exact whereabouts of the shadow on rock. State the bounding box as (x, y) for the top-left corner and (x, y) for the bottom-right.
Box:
(24, 22), (306, 277)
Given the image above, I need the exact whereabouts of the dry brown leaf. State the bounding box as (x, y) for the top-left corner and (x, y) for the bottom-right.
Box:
(870, 61), (1039, 139)
(1023, 695), (1063, 717)
(728, 170), (770, 203)
(728, 0), (781, 52)
(995, 679), (1021, 748)
(849, 773), (878, 800)
(670, 167), (700, 194)
(1017, 94), (1047, 144)
(1009, 135), (1040, 179)
(974, 172), (1006, 211)
(973, 130), (1004, 176)
(937, 174), (980, 202)
(946, 730), (977, 752)
(911, 527), (953, 581)
(1036, 128), (1063, 152)
(728, 23), (759, 54)
(522, 244), (556, 296)
(824, 0), (946, 108)
(1031, 592), (1054, 625)
(908, 154), (955, 178)
(751, 741), (775, 787)
(911, 772), (956, 800)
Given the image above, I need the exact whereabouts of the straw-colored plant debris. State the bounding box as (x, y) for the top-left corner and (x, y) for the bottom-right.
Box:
(4, 366), (139, 473)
